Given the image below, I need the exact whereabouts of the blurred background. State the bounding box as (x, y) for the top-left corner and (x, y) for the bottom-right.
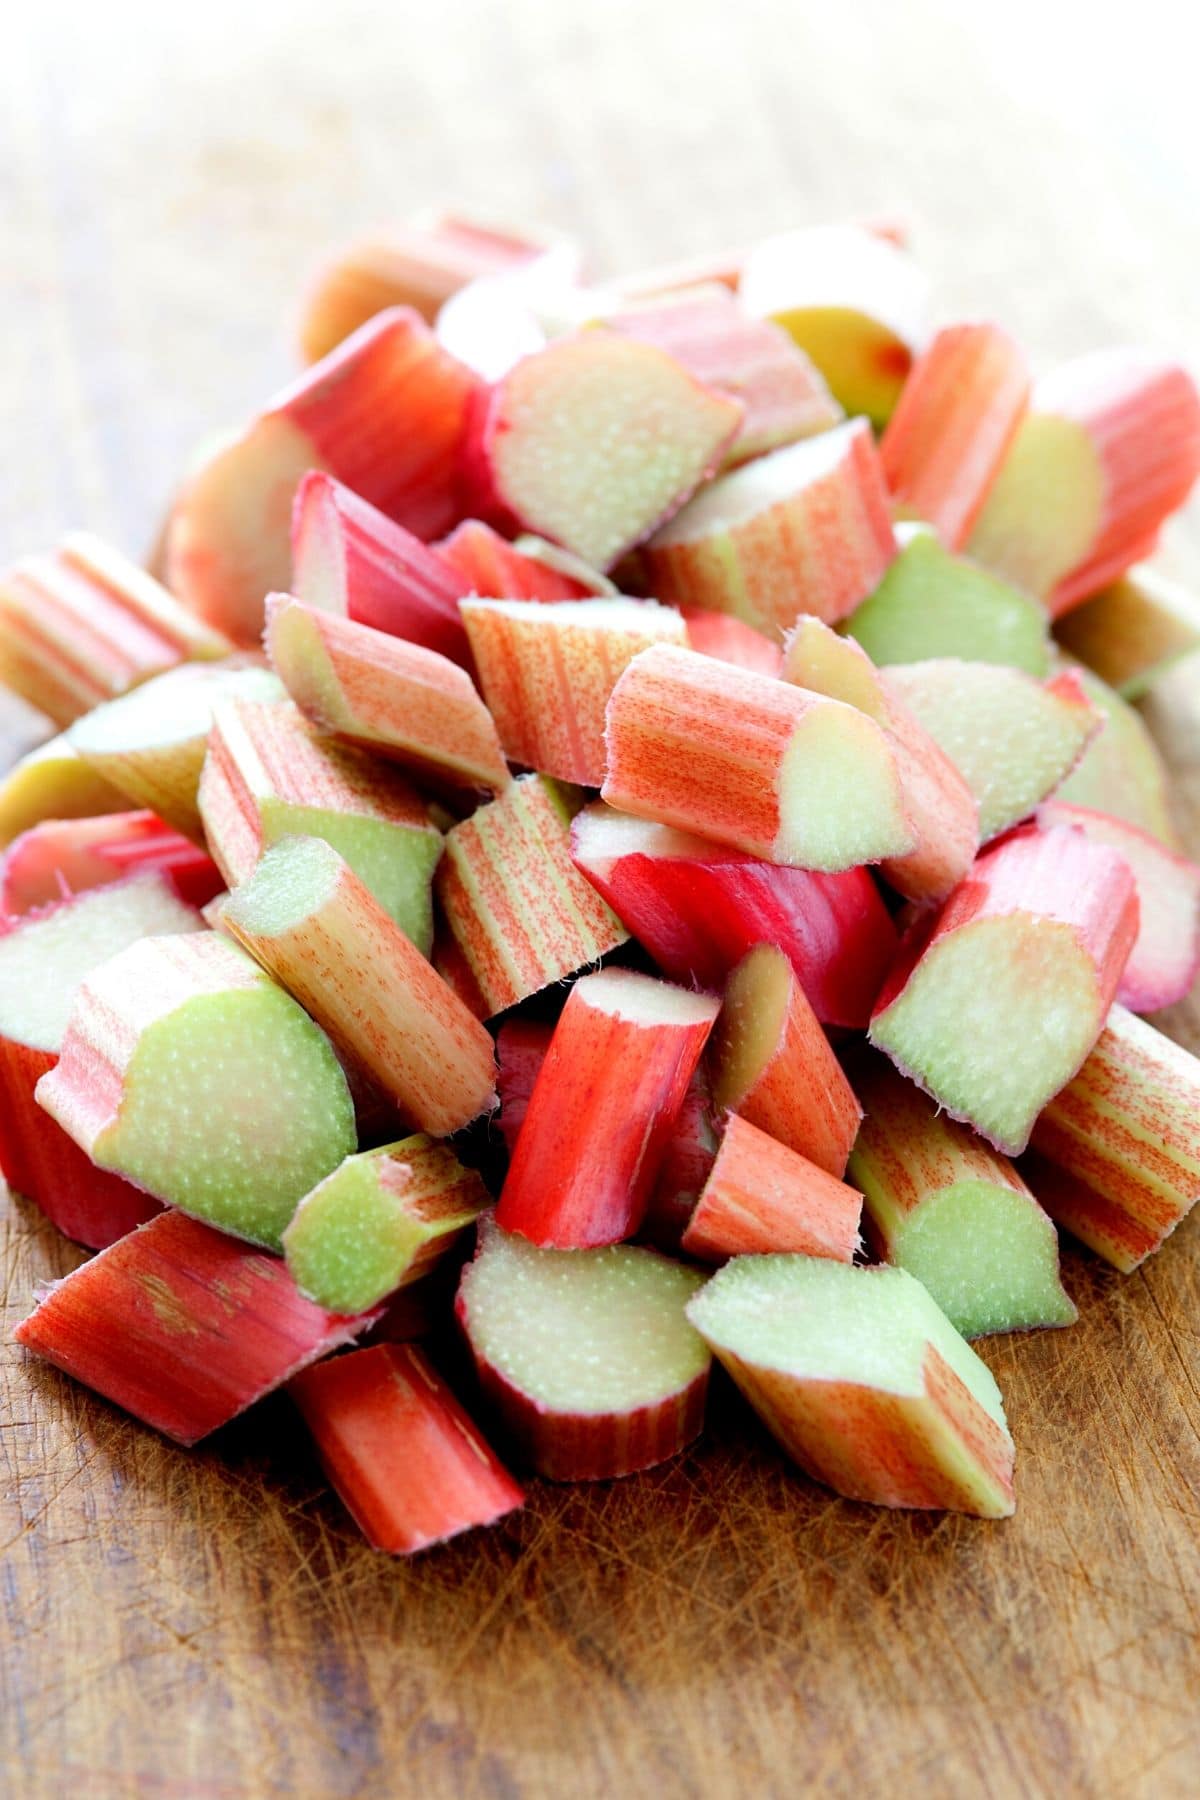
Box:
(1, 0), (1197, 570)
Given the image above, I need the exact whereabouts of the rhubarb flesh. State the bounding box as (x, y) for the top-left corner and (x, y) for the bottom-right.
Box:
(36, 932), (356, 1249)
(290, 1344), (523, 1553)
(436, 518), (597, 602)
(0, 812), (223, 918)
(14, 1209), (378, 1444)
(1054, 666), (1180, 846)
(456, 1223), (710, 1480)
(681, 1114), (862, 1263)
(686, 1257), (1015, 1517)
(0, 733), (130, 849)
(1052, 565), (1200, 700)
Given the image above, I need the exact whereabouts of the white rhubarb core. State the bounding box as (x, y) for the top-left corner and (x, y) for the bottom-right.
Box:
(575, 963), (721, 1029)
(221, 830), (340, 936)
(777, 704), (912, 868)
(651, 424), (858, 546)
(890, 1181), (1076, 1340)
(0, 874), (202, 1052)
(966, 413), (1103, 598)
(571, 802), (721, 879)
(686, 1256), (1006, 1429)
(69, 662), (284, 759)
(460, 1225), (709, 1414)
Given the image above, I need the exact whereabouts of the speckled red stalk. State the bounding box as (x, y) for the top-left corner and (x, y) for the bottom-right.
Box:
(436, 519), (595, 600)
(681, 1114), (862, 1263)
(680, 608), (783, 675)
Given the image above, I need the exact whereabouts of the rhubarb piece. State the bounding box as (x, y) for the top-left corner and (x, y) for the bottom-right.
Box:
(283, 1135), (490, 1313)
(15, 1210), (378, 1444)
(708, 945), (861, 1177)
(883, 660), (1097, 840)
(0, 532), (231, 726)
(686, 1257), (1015, 1517)
(848, 1054), (1075, 1338)
(265, 595), (509, 792)
(879, 323), (1030, 548)
(456, 1223), (710, 1480)
(601, 284), (843, 465)
(842, 526), (1050, 675)
(511, 537), (617, 595)
(681, 1114), (862, 1264)
(642, 1069), (718, 1251)
(0, 812), (223, 917)
(966, 349), (1200, 614)
(784, 617), (978, 900)
(220, 836), (497, 1138)
(1037, 801), (1200, 1011)
(0, 875), (202, 1248)
(740, 225), (932, 428)
(495, 1018), (555, 1155)
(602, 644), (913, 871)
(290, 471), (472, 666)
(469, 333), (742, 570)
(437, 518), (597, 601)
(434, 245), (586, 381)
(641, 421), (896, 639)
(460, 597), (686, 786)
(1027, 1004), (1200, 1271)
(167, 309), (483, 642)
(0, 733), (130, 848)
(681, 608), (783, 675)
(434, 774), (628, 1017)
(1054, 565), (1200, 700)
(36, 932), (356, 1249)
(1053, 665), (1179, 847)
(198, 698), (443, 953)
(870, 826), (1139, 1154)
(290, 1344), (522, 1552)
(496, 968), (718, 1248)
(66, 661), (284, 841)
(569, 803), (896, 1027)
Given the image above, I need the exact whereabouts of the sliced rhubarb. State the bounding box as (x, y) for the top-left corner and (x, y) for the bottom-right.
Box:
(434, 773), (628, 1018)
(290, 1344), (523, 1553)
(496, 967), (718, 1248)
(569, 802), (896, 1027)
(686, 1256), (1015, 1517)
(681, 1114), (862, 1264)
(167, 309), (483, 642)
(848, 1052), (1075, 1338)
(0, 733), (132, 849)
(966, 349), (1200, 614)
(14, 1210), (378, 1444)
(870, 827), (1139, 1154)
(456, 1222), (710, 1480)
(266, 594), (509, 792)
(879, 323), (1030, 548)
(468, 333), (742, 570)
(1026, 1004), (1200, 1272)
(36, 932), (356, 1249)
(1053, 666), (1179, 847)
(641, 421), (896, 638)
(1053, 564), (1200, 699)
(0, 812), (222, 918)
(460, 596), (686, 786)
(282, 1135), (490, 1313)
(198, 698), (443, 954)
(495, 1018), (555, 1155)
(0, 532), (231, 726)
(708, 945), (861, 1177)
(602, 643), (913, 872)
(680, 608), (783, 676)
(884, 660), (1098, 840)
(436, 518), (597, 602)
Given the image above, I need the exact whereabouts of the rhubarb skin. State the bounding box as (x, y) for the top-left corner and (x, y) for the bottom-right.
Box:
(434, 773), (629, 1019)
(1053, 565), (1200, 700)
(0, 733), (130, 850)
(265, 594), (509, 793)
(496, 968), (719, 1248)
(681, 1113), (862, 1263)
(290, 1344), (523, 1553)
(870, 826), (1139, 1155)
(220, 836), (497, 1139)
(1054, 665), (1179, 848)
(1026, 1004), (1200, 1272)
(495, 1018), (555, 1155)
(569, 802), (896, 1028)
(167, 308), (484, 643)
(681, 608), (783, 676)
(290, 471), (473, 668)
(602, 643), (913, 872)
(437, 518), (597, 602)
(879, 323), (1031, 549)
(641, 420), (897, 640)
(15, 1210), (380, 1445)
(708, 944), (862, 1177)
(461, 597), (686, 786)
(1036, 801), (1200, 1012)
(847, 1051), (1076, 1339)
(0, 532), (231, 726)
(0, 812), (223, 919)
(198, 698), (443, 954)
(966, 349), (1200, 616)
(456, 1223), (710, 1481)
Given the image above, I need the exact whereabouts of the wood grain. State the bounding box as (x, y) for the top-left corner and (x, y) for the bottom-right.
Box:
(2, 3), (1199, 1795)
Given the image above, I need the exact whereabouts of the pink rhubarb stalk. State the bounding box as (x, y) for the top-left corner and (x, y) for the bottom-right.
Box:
(681, 1113), (862, 1263)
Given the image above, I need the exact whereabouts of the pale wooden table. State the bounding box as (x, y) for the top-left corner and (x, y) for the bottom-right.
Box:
(2, 4), (1199, 1795)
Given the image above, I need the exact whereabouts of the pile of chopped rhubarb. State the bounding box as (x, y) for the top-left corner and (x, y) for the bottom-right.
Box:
(5, 209), (1200, 1546)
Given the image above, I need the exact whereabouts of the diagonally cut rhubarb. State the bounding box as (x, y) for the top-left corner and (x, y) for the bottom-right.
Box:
(1052, 564), (1200, 700)
(1054, 665), (1180, 848)
(0, 733), (129, 849)
(436, 518), (599, 602)
(680, 608), (784, 676)
(0, 812), (222, 917)
(681, 1114), (862, 1264)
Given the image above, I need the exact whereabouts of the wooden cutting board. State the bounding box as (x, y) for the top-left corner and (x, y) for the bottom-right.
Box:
(2, 6), (1199, 1795)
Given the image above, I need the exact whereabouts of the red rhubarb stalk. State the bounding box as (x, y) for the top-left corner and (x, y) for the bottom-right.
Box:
(681, 1114), (863, 1263)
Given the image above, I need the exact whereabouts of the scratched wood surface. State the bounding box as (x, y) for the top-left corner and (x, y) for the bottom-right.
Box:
(2, 3), (1200, 1796)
